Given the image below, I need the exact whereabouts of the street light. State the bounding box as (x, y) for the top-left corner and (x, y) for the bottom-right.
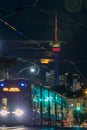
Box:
(29, 66), (40, 74)
(12, 65), (40, 78)
(9, 64), (49, 85)
(84, 89), (87, 95)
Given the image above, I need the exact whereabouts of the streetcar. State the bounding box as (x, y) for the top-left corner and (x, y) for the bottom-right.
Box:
(0, 79), (68, 126)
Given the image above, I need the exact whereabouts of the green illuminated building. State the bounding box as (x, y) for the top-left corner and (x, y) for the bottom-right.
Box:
(31, 84), (68, 126)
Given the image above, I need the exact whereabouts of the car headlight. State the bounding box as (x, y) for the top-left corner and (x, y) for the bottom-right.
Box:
(15, 109), (24, 116)
(0, 110), (8, 116)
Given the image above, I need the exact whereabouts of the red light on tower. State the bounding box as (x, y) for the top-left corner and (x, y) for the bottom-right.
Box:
(52, 47), (60, 52)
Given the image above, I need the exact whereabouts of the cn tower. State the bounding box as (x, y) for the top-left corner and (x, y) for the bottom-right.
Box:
(52, 12), (61, 86)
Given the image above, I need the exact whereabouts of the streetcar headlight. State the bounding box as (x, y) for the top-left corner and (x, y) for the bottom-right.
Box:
(0, 110), (8, 116)
(15, 109), (24, 116)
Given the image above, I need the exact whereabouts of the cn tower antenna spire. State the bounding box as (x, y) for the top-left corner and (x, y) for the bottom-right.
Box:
(55, 11), (58, 44)
(52, 11), (61, 50)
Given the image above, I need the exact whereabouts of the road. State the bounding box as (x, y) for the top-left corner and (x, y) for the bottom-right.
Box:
(0, 126), (86, 130)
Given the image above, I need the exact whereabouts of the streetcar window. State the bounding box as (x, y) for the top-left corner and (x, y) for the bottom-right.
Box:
(2, 98), (7, 109)
(2, 98), (7, 106)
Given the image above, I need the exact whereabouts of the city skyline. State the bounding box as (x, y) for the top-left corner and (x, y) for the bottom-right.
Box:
(0, 0), (87, 79)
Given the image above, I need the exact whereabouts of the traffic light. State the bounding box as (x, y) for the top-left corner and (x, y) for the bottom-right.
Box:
(76, 102), (80, 111)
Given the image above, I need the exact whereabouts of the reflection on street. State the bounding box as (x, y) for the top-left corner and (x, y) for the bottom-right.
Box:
(0, 126), (55, 130)
(0, 126), (84, 130)
(0, 127), (27, 130)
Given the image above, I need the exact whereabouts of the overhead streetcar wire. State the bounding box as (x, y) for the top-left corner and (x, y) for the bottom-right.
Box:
(63, 58), (87, 82)
(0, 1), (56, 51)
(0, 1), (50, 51)
(0, 18), (46, 50)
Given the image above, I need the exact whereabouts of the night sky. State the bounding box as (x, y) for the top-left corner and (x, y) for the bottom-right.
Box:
(0, 0), (87, 79)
